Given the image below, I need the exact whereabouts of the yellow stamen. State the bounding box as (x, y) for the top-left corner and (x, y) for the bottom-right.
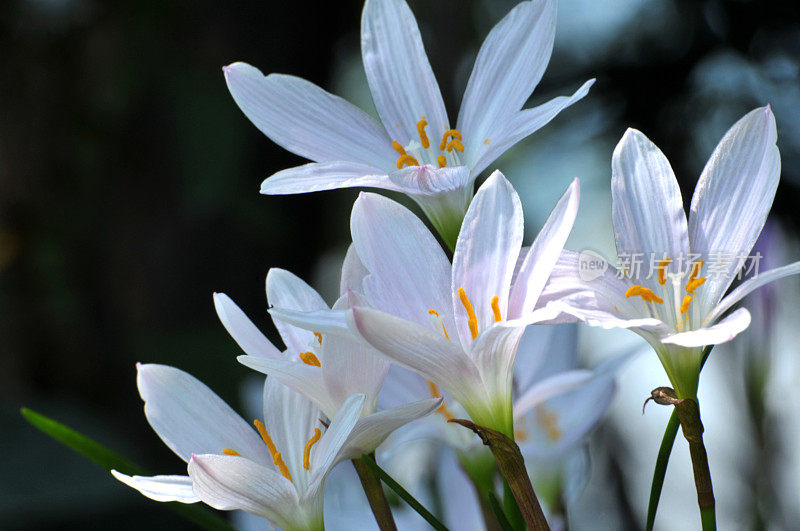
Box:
(303, 428), (322, 471)
(428, 308), (450, 340)
(457, 287), (479, 340)
(490, 295), (502, 323)
(437, 155), (446, 168)
(625, 285), (664, 304)
(313, 332), (323, 345)
(689, 260), (705, 281)
(536, 406), (562, 441)
(483, 138), (490, 145)
(439, 129), (463, 151)
(396, 154), (419, 169)
(253, 420), (292, 482)
(254, 420), (278, 455)
(445, 139), (464, 153)
(416, 118), (430, 149)
(299, 351), (321, 367)
(685, 260), (706, 294)
(392, 140), (406, 156)
(273, 453), (292, 482)
(222, 448), (240, 456)
(657, 258), (672, 285)
(427, 381), (455, 421)
(685, 277), (706, 294)
(680, 295), (692, 314)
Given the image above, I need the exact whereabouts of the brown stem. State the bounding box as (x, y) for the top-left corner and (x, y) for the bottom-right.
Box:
(647, 387), (716, 526)
(449, 418), (550, 530)
(352, 455), (398, 531)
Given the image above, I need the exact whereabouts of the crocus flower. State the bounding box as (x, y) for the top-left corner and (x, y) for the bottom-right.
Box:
(215, 261), (391, 419)
(223, 0), (593, 246)
(277, 171), (579, 436)
(112, 365), (437, 530)
(538, 106), (800, 398)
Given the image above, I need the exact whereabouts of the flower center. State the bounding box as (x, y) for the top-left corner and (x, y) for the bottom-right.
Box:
(223, 421), (326, 481)
(392, 117), (464, 169)
(456, 288), (502, 340)
(624, 258), (708, 332)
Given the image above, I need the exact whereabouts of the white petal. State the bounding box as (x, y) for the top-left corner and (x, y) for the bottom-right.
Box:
(662, 307), (751, 347)
(350, 192), (453, 330)
(388, 165), (475, 248)
(543, 300), (670, 340)
(536, 250), (647, 323)
(311, 394), (365, 477)
(340, 244), (369, 296)
(452, 171), (523, 348)
(223, 63), (396, 168)
(266, 268), (328, 353)
(611, 129), (689, 265)
(260, 161), (396, 195)
(214, 293), (283, 359)
(348, 307), (482, 398)
(517, 324), (582, 393)
(324, 295), (390, 415)
(111, 471), (199, 503)
(517, 370), (616, 458)
(688, 106), (780, 305)
(188, 454), (303, 528)
(268, 307), (350, 336)
(361, 0), (448, 145)
(237, 356), (337, 420)
(705, 260), (800, 324)
(508, 178), (580, 319)
(136, 364), (268, 465)
(514, 370), (593, 418)
(261, 378), (321, 491)
(470, 323), (527, 410)
(458, 0), (557, 164)
(334, 398), (442, 462)
(513, 324), (559, 391)
(470, 79), (594, 176)
(386, 165), (472, 195)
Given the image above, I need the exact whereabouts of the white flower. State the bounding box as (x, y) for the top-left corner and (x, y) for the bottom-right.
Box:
(112, 364), (438, 530)
(223, 0), (593, 246)
(275, 171), (579, 435)
(538, 106), (800, 398)
(216, 258), (415, 420)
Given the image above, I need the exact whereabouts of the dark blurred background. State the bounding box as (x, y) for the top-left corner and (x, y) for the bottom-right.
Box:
(2, 0), (799, 529)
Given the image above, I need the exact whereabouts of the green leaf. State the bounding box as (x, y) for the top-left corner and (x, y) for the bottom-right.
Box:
(20, 407), (236, 531)
(487, 491), (514, 531)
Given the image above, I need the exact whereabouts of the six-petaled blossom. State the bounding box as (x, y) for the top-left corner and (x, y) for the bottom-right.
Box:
(215, 262), (394, 419)
(272, 171), (579, 436)
(112, 364), (439, 530)
(538, 106), (800, 399)
(222, 0), (593, 247)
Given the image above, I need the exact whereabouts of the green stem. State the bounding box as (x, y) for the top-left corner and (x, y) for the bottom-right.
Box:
(352, 455), (397, 531)
(359, 454), (449, 531)
(646, 410), (680, 531)
(645, 345), (714, 530)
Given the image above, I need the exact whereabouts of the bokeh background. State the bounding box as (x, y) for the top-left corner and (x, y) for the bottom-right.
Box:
(3, 0), (800, 529)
